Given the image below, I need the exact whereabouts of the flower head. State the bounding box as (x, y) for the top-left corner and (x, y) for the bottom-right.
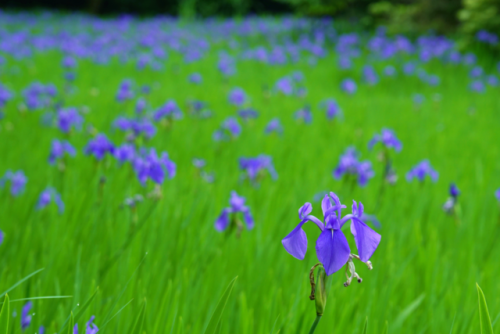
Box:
(213, 117), (241, 141)
(84, 134), (115, 160)
(215, 191), (254, 232)
(333, 147), (374, 187)
(320, 99), (342, 120)
(133, 148), (176, 185)
(294, 106), (312, 124)
(0, 170), (27, 196)
(239, 155), (278, 181)
(37, 187), (64, 214)
(341, 78), (357, 94)
(21, 301), (32, 330)
(406, 160), (438, 182)
(113, 143), (135, 164)
(57, 108), (83, 133)
(228, 88), (247, 107)
(282, 192), (381, 276)
(48, 139), (76, 165)
(368, 128), (402, 152)
(153, 100), (182, 121)
(264, 118), (283, 135)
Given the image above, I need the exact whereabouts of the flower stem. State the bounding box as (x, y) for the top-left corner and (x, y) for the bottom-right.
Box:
(308, 315), (322, 334)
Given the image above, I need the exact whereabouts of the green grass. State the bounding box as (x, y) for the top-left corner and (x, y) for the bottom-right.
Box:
(1, 16), (500, 334)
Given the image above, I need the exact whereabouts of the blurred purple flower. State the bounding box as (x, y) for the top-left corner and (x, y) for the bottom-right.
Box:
(57, 108), (83, 133)
(333, 147), (374, 186)
(239, 155), (277, 181)
(0, 170), (27, 196)
(368, 128), (402, 152)
(228, 88), (247, 106)
(36, 187), (64, 214)
(133, 148), (176, 185)
(21, 301), (32, 330)
(341, 78), (357, 94)
(49, 139), (76, 165)
(406, 160), (438, 182)
(215, 191), (254, 231)
(84, 134), (115, 160)
(264, 118), (283, 135)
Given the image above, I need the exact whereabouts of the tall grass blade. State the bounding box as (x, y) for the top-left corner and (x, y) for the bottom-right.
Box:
(362, 317), (368, 334)
(59, 287), (99, 333)
(202, 276), (238, 334)
(0, 294), (10, 334)
(128, 299), (146, 334)
(477, 283), (494, 334)
(393, 294), (425, 328)
(0, 268), (44, 298)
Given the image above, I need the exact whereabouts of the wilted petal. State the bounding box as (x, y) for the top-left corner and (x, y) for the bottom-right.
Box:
(350, 217), (381, 262)
(215, 208), (231, 232)
(315, 229), (350, 276)
(298, 202), (312, 219)
(282, 220), (308, 260)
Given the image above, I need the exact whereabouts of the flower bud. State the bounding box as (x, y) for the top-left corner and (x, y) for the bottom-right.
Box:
(314, 266), (328, 316)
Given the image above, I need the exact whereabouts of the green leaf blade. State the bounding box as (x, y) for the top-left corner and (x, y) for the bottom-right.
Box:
(0, 294), (10, 334)
(202, 276), (238, 334)
(477, 283), (494, 334)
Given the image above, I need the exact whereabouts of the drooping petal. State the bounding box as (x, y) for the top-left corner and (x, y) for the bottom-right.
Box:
(282, 220), (308, 260)
(298, 202), (312, 219)
(315, 229), (351, 276)
(215, 208), (231, 232)
(350, 217), (381, 262)
(243, 209), (254, 230)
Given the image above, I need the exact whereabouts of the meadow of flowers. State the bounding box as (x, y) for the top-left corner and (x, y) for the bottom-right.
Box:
(0, 11), (500, 334)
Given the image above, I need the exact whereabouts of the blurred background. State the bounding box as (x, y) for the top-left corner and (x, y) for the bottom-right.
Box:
(2, 0), (499, 53)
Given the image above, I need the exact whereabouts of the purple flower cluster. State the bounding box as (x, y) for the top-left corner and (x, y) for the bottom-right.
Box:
(84, 134), (115, 160)
(368, 128), (402, 152)
(264, 118), (283, 135)
(48, 139), (76, 165)
(213, 117), (241, 141)
(57, 108), (83, 133)
(133, 148), (176, 185)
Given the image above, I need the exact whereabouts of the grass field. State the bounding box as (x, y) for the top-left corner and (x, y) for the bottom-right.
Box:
(1, 12), (500, 334)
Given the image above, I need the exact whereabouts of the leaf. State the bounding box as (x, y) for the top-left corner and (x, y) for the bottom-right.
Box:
(6, 296), (72, 303)
(67, 312), (74, 334)
(393, 294), (425, 328)
(0, 294), (10, 334)
(202, 276), (238, 334)
(270, 315), (280, 334)
(59, 287), (99, 333)
(101, 299), (134, 328)
(0, 268), (44, 298)
(383, 321), (388, 334)
(128, 299), (146, 334)
(362, 317), (368, 334)
(477, 283), (494, 334)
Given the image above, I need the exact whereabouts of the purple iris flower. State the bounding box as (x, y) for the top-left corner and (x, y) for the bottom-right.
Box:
(333, 147), (374, 187)
(406, 160), (438, 182)
(116, 80), (134, 102)
(282, 192), (381, 275)
(0, 84), (12, 109)
(0, 230), (4, 245)
(153, 100), (182, 121)
(294, 106), (312, 124)
(85, 315), (99, 334)
(469, 66), (483, 78)
(192, 158), (206, 169)
(487, 75), (499, 86)
(341, 78), (357, 94)
(443, 183), (460, 214)
(383, 65), (396, 77)
(264, 118), (283, 135)
(21, 301), (32, 330)
(363, 66), (378, 85)
(62, 56), (77, 69)
(0, 170), (27, 196)
(133, 148), (176, 185)
(113, 117), (156, 139)
(113, 143), (135, 163)
(48, 139), (76, 165)
(368, 129), (402, 152)
(495, 189), (500, 202)
(469, 80), (485, 93)
(39, 326), (45, 334)
(320, 99), (342, 120)
(57, 108), (83, 133)
(275, 77), (294, 95)
(84, 134), (115, 160)
(36, 187), (64, 213)
(189, 73), (202, 84)
(228, 88), (247, 107)
(135, 98), (147, 114)
(213, 117), (241, 141)
(239, 155), (278, 181)
(238, 108), (259, 121)
(215, 191), (254, 231)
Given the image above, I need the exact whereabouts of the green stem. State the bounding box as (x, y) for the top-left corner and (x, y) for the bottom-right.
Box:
(308, 315), (322, 334)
